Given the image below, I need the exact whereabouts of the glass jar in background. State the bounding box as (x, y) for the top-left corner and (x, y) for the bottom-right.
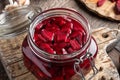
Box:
(22, 8), (98, 80)
(0, 0), (42, 38)
(0, 0), (41, 79)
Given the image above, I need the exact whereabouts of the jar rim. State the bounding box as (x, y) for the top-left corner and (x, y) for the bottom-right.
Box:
(29, 8), (91, 61)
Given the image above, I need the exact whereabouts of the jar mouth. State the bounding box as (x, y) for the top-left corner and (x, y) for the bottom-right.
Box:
(29, 8), (91, 60)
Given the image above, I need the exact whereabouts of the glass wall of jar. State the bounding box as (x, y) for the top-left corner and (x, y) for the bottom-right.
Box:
(22, 8), (98, 80)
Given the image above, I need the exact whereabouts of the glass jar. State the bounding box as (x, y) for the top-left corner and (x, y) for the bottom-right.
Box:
(0, 1), (41, 79)
(22, 8), (98, 80)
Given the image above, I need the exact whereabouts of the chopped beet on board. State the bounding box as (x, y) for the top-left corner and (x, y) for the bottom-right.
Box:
(97, 0), (106, 7)
(97, 0), (120, 14)
(115, 0), (120, 14)
(33, 16), (87, 54)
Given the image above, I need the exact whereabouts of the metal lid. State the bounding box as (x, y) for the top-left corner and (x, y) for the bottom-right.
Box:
(0, 6), (35, 38)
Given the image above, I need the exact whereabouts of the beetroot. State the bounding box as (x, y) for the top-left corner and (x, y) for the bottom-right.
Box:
(67, 47), (74, 53)
(70, 40), (81, 50)
(38, 43), (54, 54)
(54, 31), (68, 42)
(46, 24), (60, 32)
(33, 16), (87, 54)
(61, 22), (73, 34)
(70, 31), (79, 39)
(35, 23), (43, 32)
(115, 0), (120, 14)
(55, 17), (66, 26)
(41, 29), (54, 41)
(97, 0), (106, 7)
(37, 34), (46, 42)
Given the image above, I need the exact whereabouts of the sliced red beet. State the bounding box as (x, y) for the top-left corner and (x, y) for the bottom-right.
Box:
(76, 35), (83, 46)
(53, 46), (63, 54)
(115, 0), (120, 14)
(59, 42), (68, 48)
(35, 23), (43, 32)
(53, 42), (68, 54)
(55, 31), (68, 42)
(72, 20), (84, 32)
(45, 23), (60, 32)
(67, 47), (74, 53)
(97, 0), (106, 7)
(33, 33), (46, 42)
(69, 31), (83, 39)
(64, 22), (73, 29)
(75, 32), (84, 44)
(37, 43), (54, 54)
(61, 22), (73, 34)
(53, 42), (67, 49)
(33, 16), (87, 55)
(70, 39), (81, 50)
(41, 29), (54, 41)
(69, 31), (78, 39)
(37, 34), (46, 42)
(55, 17), (66, 26)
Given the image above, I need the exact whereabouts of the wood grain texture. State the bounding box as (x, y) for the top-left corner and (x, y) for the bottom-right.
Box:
(78, 0), (120, 21)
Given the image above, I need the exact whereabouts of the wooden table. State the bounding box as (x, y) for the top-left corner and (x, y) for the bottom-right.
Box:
(0, 0), (120, 80)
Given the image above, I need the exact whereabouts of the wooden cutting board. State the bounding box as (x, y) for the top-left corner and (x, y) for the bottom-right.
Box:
(78, 0), (120, 21)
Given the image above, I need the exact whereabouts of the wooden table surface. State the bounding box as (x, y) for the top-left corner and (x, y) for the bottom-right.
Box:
(0, 0), (120, 80)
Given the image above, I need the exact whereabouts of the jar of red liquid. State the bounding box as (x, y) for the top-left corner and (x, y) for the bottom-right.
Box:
(22, 8), (98, 80)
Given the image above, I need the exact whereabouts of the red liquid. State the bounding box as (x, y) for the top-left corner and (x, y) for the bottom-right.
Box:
(22, 38), (93, 80)
(33, 16), (87, 54)
(22, 16), (97, 80)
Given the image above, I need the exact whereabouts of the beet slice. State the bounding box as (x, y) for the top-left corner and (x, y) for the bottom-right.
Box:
(115, 0), (120, 14)
(45, 23), (60, 32)
(34, 33), (47, 42)
(55, 17), (66, 26)
(67, 47), (74, 53)
(70, 40), (81, 50)
(97, 0), (106, 7)
(38, 34), (46, 42)
(41, 29), (54, 41)
(69, 31), (83, 40)
(35, 23), (43, 32)
(61, 22), (73, 34)
(76, 35), (83, 46)
(53, 46), (63, 54)
(53, 42), (67, 49)
(37, 42), (54, 54)
(54, 31), (68, 42)
(72, 20), (83, 31)
(33, 16), (87, 55)
(53, 42), (68, 54)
